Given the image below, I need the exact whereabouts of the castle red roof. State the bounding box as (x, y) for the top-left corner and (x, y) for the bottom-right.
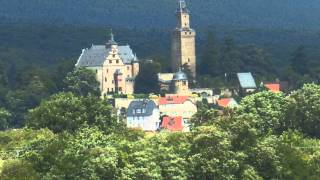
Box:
(158, 95), (189, 105)
(265, 83), (280, 92)
(161, 116), (184, 131)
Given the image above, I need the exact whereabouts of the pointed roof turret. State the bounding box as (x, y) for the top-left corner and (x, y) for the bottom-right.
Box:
(107, 29), (118, 46)
(177, 0), (189, 13)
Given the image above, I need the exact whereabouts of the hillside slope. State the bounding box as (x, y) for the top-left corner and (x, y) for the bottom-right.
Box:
(1, 0), (320, 30)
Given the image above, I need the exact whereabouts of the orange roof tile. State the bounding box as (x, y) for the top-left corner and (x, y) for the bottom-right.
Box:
(218, 98), (232, 107)
(158, 95), (189, 105)
(265, 83), (280, 92)
(161, 116), (183, 131)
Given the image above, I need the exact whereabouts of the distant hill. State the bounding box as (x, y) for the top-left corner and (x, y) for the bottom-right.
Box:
(1, 0), (320, 30)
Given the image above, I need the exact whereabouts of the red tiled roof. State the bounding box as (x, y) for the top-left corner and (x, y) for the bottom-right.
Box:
(158, 95), (189, 105)
(265, 83), (280, 92)
(217, 98), (232, 107)
(161, 116), (183, 131)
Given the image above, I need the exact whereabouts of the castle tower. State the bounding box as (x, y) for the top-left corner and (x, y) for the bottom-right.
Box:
(171, 69), (189, 95)
(171, 0), (196, 77)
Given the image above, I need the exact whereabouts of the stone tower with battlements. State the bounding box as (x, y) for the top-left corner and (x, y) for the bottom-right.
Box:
(171, 0), (196, 77)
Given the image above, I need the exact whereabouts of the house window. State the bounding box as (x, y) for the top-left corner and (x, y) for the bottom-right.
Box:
(109, 60), (112, 64)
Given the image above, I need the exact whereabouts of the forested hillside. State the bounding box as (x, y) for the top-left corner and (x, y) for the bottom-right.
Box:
(1, 0), (320, 30)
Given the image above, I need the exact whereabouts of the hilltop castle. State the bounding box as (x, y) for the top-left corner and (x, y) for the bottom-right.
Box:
(76, 0), (196, 96)
(76, 33), (139, 96)
(171, 0), (197, 78)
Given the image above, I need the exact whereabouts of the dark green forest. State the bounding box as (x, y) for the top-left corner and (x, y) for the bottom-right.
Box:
(1, 21), (320, 127)
(1, 1), (320, 177)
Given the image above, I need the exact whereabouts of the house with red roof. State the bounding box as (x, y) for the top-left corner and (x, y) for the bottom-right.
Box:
(158, 95), (197, 120)
(161, 116), (184, 131)
(264, 83), (281, 93)
(217, 98), (238, 108)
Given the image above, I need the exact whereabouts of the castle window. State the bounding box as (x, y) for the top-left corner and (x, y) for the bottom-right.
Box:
(127, 66), (130, 70)
(119, 87), (122, 92)
(116, 60), (119, 64)
(183, 81), (187, 85)
(105, 77), (107, 82)
(111, 88), (114, 92)
(95, 70), (98, 73)
(106, 69), (109, 73)
(185, 32), (187, 35)
(189, 32), (192, 35)
(185, 23), (187, 26)
(112, 80), (114, 84)
(109, 60), (112, 64)
(188, 58), (191, 62)
(113, 55), (116, 58)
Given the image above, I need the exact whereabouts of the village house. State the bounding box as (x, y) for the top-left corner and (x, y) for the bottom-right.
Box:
(158, 95), (197, 121)
(126, 100), (160, 131)
(237, 72), (257, 94)
(217, 98), (238, 108)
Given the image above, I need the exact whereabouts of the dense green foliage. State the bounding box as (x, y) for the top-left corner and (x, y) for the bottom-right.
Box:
(64, 68), (100, 97)
(134, 61), (161, 94)
(2, 0), (320, 30)
(1, 85), (320, 179)
(26, 92), (122, 133)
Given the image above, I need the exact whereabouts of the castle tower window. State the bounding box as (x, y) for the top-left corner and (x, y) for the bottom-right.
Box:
(105, 77), (107, 82)
(116, 60), (119, 64)
(113, 55), (115, 58)
(109, 60), (112, 64)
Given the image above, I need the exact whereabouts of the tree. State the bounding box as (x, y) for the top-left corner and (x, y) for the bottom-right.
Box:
(182, 63), (196, 88)
(26, 92), (123, 133)
(63, 67), (100, 97)
(199, 32), (220, 76)
(291, 46), (308, 75)
(134, 61), (161, 94)
(42, 127), (121, 179)
(188, 125), (242, 179)
(284, 84), (320, 138)
(236, 91), (288, 134)
(0, 108), (11, 130)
